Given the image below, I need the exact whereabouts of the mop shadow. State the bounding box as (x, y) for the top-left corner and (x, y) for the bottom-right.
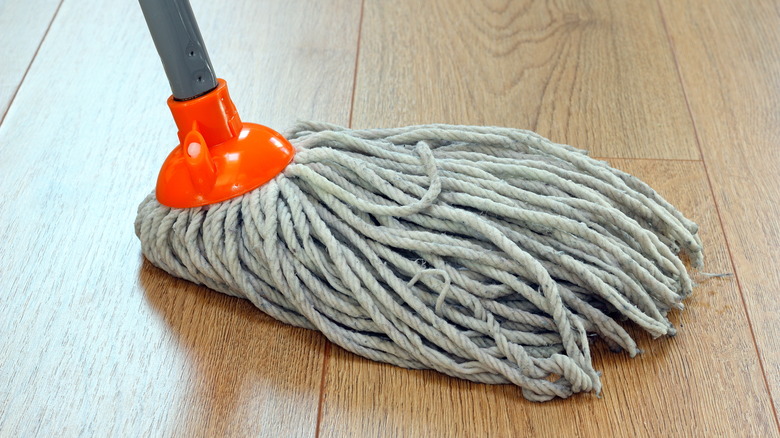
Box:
(138, 259), (325, 434)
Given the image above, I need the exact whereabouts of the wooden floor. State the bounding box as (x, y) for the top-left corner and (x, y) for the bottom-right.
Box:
(1, 0), (778, 436)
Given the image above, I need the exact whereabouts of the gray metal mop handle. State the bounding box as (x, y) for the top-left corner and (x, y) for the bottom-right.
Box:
(139, 0), (218, 100)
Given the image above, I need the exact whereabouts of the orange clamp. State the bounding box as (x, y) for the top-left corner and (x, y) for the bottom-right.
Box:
(155, 79), (295, 208)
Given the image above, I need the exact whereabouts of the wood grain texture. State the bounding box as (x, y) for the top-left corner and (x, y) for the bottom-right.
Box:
(351, 0), (699, 159)
(0, 0), (61, 119)
(317, 160), (777, 438)
(0, 0), (359, 435)
(658, 0), (780, 418)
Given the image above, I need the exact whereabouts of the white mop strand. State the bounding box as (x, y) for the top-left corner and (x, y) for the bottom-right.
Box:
(135, 121), (703, 401)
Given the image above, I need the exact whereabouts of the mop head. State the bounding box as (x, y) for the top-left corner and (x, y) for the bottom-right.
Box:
(135, 121), (702, 401)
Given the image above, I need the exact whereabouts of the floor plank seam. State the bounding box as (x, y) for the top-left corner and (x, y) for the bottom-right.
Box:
(347, 0), (366, 129)
(656, 0), (780, 431)
(314, 342), (332, 438)
(0, 0), (65, 129)
(591, 157), (703, 162)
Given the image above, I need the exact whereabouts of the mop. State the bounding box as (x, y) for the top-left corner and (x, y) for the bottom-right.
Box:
(135, 0), (703, 401)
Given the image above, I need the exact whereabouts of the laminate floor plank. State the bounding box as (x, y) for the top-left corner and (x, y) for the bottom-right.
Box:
(0, 0), (61, 121)
(659, 0), (780, 420)
(351, 0), (699, 159)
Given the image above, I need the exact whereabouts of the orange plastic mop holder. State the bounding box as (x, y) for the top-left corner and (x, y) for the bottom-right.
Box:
(155, 79), (295, 208)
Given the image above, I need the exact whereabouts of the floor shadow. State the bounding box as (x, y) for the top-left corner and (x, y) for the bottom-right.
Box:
(138, 258), (326, 436)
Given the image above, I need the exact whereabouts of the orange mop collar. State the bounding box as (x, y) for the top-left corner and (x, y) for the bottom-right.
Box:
(156, 79), (295, 208)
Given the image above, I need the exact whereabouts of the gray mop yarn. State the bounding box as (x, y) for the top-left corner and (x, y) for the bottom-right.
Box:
(135, 121), (703, 401)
